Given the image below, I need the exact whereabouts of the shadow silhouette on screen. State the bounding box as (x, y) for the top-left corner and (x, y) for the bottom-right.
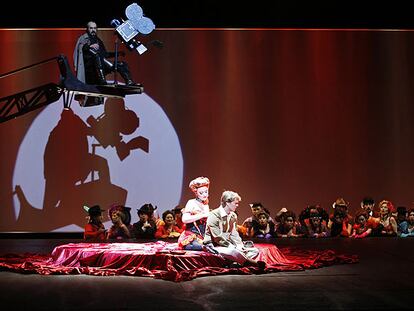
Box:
(14, 98), (149, 231)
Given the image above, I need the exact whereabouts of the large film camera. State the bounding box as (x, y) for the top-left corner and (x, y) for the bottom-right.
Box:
(110, 3), (156, 55)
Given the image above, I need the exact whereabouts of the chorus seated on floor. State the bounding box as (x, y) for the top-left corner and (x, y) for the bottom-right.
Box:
(373, 200), (398, 236)
(131, 203), (157, 239)
(155, 210), (184, 239)
(84, 197), (409, 243)
(275, 210), (304, 238)
(83, 204), (106, 241)
(250, 211), (276, 239)
(350, 210), (372, 238)
(399, 208), (414, 237)
(297, 205), (330, 238)
(241, 202), (276, 238)
(298, 205), (329, 235)
(106, 204), (132, 240)
(328, 209), (352, 238)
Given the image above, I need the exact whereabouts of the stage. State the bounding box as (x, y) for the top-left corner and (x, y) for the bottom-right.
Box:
(0, 237), (412, 310)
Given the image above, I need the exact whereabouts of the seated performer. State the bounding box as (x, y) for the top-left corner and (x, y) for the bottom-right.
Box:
(303, 206), (330, 238)
(375, 199), (398, 236)
(360, 196), (381, 232)
(83, 204), (106, 241)
(360, 196), (376, 217)
(155, 210), (184, 239)
(203, 190), (266, 270)
(106, 204), (132, 240)
(330, 197), (353, 227)
(399, 208), (414, 237)
(178, 177), (211, 250)
(131, 203), (157, 239)
(328, 209), (352, 237)
(73, 21), (137, 86)
(242, 202), (275, 237)
(396, 206), (408, 229)
(251, 211), (276, 239)
(299, 204), (329, 231)
(172, 205), (186, 231)
(350, 210), (372, 238)
(275, 210), (303, 238)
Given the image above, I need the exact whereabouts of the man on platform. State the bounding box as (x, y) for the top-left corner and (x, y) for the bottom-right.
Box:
(73, 21), (137, 86)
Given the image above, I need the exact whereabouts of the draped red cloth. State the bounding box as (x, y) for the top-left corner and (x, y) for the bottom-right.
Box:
(0, 241), (358, 282)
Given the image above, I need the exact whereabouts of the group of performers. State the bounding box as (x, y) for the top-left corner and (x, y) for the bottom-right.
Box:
(240, 197), (413, 239)
(84, 174), (414, 272)
(84, 176), (266, 269)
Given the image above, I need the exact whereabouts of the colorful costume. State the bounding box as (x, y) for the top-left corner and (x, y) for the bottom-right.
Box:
(178, 199), (209, 250)
(84, 223), (106, 241)
(155, 224), (184, 239)
(83, 204), (106, 241)
(351, 223), (371, 238)
(106, 204), (132, 240)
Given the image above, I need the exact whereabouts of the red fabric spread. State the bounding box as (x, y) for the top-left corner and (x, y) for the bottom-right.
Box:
(0, 241), (358, 282)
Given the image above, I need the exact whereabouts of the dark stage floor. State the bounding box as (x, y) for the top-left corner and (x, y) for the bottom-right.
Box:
(0, 237), (412, 310)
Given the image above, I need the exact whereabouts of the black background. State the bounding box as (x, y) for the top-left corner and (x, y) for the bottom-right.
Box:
(2, 0), (414, 29)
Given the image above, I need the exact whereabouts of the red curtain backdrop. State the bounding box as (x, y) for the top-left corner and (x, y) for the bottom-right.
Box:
(1, 29), (414, 231)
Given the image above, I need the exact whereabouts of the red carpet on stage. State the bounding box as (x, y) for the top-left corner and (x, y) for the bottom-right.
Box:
(0, 241), (358, 282)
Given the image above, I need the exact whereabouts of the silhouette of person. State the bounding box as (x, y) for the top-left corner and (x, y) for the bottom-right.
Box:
(42, 108), (110, 222)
